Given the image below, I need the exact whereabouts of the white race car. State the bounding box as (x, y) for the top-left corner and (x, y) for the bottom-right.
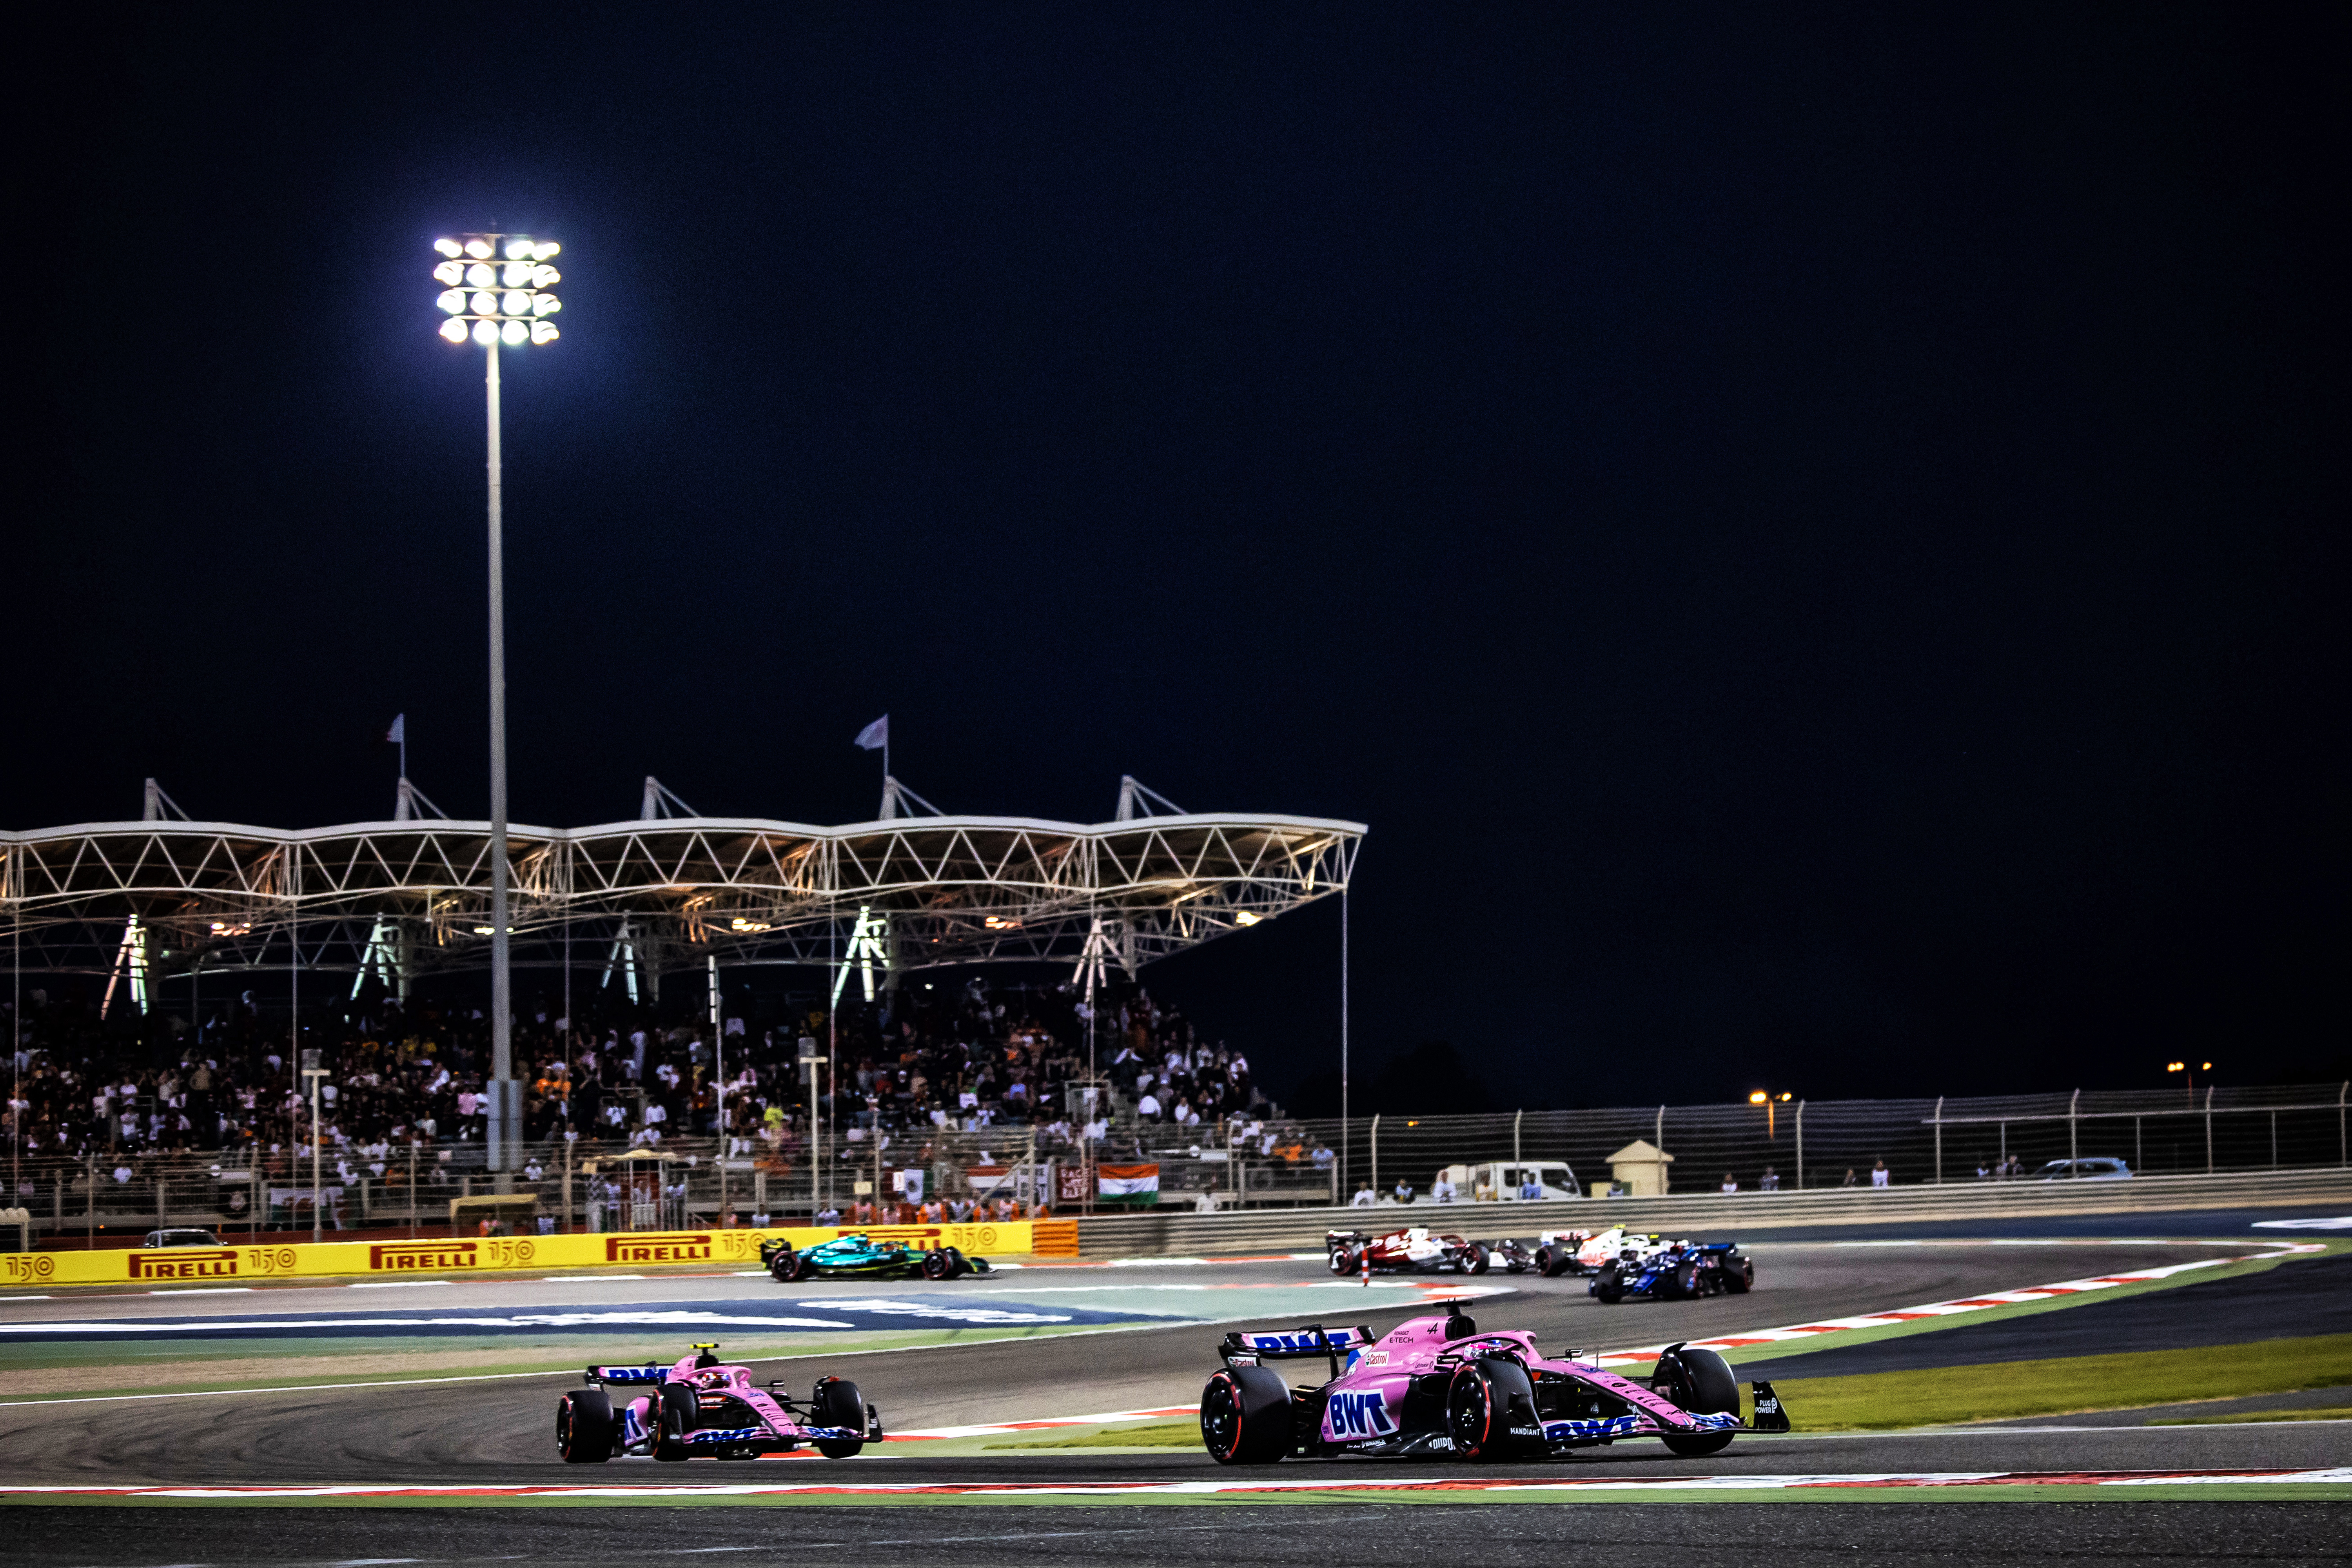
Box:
(1532, 1225), (1671, 1278)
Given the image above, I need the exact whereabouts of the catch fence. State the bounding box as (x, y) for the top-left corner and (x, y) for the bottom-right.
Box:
(4, 1081), (2341, 1242)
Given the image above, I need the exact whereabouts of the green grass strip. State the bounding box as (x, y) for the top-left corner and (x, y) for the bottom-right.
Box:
(2151, 1406), (2352, 1426)
(1769, 1332), (2352, 1430)
(985, 1418), (1201, 1450)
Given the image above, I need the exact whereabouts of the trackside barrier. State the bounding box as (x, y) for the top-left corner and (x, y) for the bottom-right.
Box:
(1068, 1167), (2352, 1258)
(0, 1222), (1030, 1288)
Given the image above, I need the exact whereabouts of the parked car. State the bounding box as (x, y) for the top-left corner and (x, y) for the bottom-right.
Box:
(1434, 1161), (1583, 1201)
(142, 1229), (222, 1248)
(2029, 1158), (2132, 1180)
(1197, 1301), (1791, 1463)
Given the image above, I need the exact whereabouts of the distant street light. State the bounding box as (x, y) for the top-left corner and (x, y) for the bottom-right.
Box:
(2165, 1060), (2212, 1107)
(1748, 1089), (1793, 1140)
(432, 233), (562, 1187)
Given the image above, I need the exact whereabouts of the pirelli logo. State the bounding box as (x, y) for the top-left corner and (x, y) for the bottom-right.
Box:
(370, 1241), (481, 1271)
(127, 1249), (240, 1281)
(605, 1233), (714, 1264)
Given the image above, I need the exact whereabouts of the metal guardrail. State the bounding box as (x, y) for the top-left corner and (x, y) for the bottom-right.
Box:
(1066, 1166), (2352, 1257)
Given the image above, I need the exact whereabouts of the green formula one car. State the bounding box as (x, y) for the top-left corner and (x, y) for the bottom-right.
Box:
(759, 1233), (995, 1282)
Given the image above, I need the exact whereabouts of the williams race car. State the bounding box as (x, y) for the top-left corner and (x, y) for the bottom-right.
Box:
(759, 1233), (994, 1282)
(1326, 1226), (1498, 1275)
(1590, 1239), (1754, 1303)
(1198, 1303), (1789, 1464)
(555, 1342), (883, 1462)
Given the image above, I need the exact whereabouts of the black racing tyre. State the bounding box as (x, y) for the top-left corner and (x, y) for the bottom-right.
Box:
(920, 1249), (953, 1280)
(1200, 1363), (1291, 1465)
(555, 1388), (615, 1463)
(768, 1248), (797, 1283)
(1446, 1357), (1539, 1462)
(789, 1250), (816, 1281)
(1654, 1346), (1740, 1457)
(1536, 1245), (1569, 1278)
(1668, 1260), (1700, 1300)
(1328, 1247), (1356, 1276)
(1720, 1252), (1753, 1294)
(1466, 1244), (1491, 1275)
(813, 1376), (867, 1458)
(653, 1383), (697, 1461)
(1593, 1263), (1625, 1303)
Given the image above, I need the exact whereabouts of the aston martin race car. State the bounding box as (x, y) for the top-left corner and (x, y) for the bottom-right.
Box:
(1326, 1226), (1495, 1275)
(1590, 1239), (1754, 1303)
(1198, 1303), (1790, 1464)
(555, 1342), (883, 1462)
(759, 1233), (994, 1282)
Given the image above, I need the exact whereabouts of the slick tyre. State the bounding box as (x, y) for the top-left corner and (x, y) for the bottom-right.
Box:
(813, 1376), (867, 1458)
(768, 1249), (798, 1283)
(1200, 1363), (1291, 1465)
(555, 1388), (615, 1463)
(1537, 1246), (1571, 1279)
(1328, 1247), (1356, 1276)
(1466, 1244), (1491, 1275)
(1447, 1357), (1539, 1462)
(1669, 1260), (1701, 1300)
(653, 1383), (697, 1461)
(1655, 1346), (1740, 1458)
(921, 1248), (953, 1280)
(1593, 1263), (1625, 1303)
(1720, 1252), (1754, 1294)
(789, 1251), (817, 1281)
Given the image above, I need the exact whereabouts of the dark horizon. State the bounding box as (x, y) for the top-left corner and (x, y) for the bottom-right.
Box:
(13, 6), (2347, 1109)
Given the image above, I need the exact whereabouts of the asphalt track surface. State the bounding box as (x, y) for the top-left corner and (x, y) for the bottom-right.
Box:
(6, 1502), (2350, 1567)
(4, 1222), (2346, 1566)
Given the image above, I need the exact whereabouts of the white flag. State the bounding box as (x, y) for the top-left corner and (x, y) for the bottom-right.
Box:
(853, 715), (889, 751)
(386, 714), (405, 744)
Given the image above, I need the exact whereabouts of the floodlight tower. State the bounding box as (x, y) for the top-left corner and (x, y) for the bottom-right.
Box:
(431, 232), (561, 1186)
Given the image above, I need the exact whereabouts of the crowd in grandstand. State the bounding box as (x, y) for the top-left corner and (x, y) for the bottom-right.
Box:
(1, 973), (1276, 1192)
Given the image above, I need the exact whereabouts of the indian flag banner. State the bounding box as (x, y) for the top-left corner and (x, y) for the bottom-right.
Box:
(1096, 1163), (1161, 1205)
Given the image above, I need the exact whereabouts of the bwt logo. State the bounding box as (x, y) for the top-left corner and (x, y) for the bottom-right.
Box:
(127, 1249), (239, 1281)
(370, 1241), (479, 1271)
(605, 1234), (713, 1264)
(1325, 1390), (1395, 1440)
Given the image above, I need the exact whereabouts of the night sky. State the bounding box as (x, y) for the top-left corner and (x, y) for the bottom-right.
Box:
(14, 7), (2345, 1110)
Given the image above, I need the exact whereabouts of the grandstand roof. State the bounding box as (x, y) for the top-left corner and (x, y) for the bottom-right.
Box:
(1, 802), (1363, 985)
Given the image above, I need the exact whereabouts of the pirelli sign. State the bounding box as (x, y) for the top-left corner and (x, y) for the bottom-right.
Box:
(604, 1232), (714, 1265)
(126, 1247), (242, 1282)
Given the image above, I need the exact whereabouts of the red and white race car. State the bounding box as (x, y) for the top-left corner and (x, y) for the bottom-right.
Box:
(1529, 1225), (1671, 1277)
(1327, 1226), (1496, 1276)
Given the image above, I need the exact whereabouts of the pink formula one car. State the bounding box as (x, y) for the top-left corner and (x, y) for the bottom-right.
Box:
(1198, 1303), (1789, 1464)
(556, 1342), (882, 1462)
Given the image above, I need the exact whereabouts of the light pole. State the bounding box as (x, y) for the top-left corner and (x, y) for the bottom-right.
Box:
(431, 234), (561, 1190)
(301, 1048), (326, 1244)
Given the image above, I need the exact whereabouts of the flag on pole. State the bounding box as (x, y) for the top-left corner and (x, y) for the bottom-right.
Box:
(853, 715), (889, 751)
(1096, 1163), (1161, 1205)
(386, 714), (405, 744)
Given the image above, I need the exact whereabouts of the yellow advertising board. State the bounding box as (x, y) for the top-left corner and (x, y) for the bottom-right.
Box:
(0, 1222), (1031, 1289)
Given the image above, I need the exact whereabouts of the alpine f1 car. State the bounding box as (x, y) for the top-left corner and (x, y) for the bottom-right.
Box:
(1326, 1226), (1496, 1275)
(759, 1232), (994, 1282)
(1590, 1238), (1754, 1302)
(555, 1342), (883, 1462)
(1198, 1302), (1789, 1464)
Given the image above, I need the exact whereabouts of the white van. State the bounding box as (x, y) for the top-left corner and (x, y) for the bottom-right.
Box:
(1434, 1161), (1582, 1202)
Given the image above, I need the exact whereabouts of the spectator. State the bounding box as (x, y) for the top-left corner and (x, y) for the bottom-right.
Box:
(1391, 1178), (1414, 1205)
(1720, 1174), (1739, 1194)
(1430, 1171), (1457, 1205)
(1871, 1160), (1890, 1188)
(1351, 1181), (1376, 1207)
(1759, 1167), (1780, 1192)
(1840, 1167), (1858, 1187)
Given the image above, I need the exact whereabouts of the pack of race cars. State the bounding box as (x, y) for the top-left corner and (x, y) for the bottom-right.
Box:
(1326, 1223), (1756, 1303)
(555, 1224), (1782, 1465)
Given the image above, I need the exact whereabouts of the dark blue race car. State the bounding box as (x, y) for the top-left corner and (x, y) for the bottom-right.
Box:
(1590, 1240), (1753, 1303)
(758, 1233), (994, 1283)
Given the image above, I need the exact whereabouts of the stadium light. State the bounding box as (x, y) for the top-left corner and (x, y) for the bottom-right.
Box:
(432, 231), (564, 1189)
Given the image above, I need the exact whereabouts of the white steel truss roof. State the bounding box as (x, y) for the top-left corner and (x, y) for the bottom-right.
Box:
(0, 812), (1363, 982)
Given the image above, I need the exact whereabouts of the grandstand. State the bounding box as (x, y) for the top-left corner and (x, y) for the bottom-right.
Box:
(1, 774), (1364, 999)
